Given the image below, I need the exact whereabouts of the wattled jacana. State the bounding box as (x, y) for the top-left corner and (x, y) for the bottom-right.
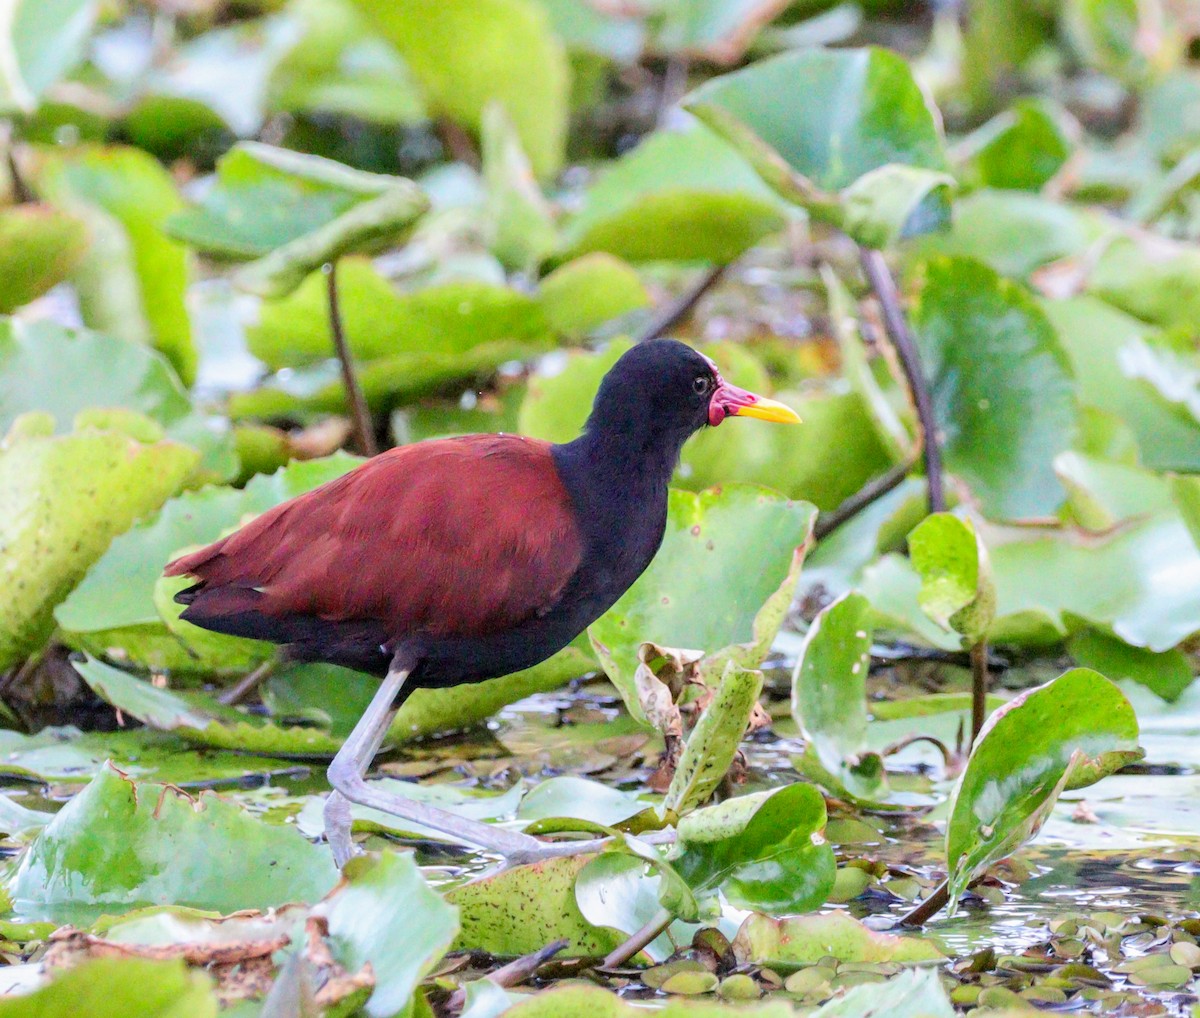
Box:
(165, 340), (800, 864)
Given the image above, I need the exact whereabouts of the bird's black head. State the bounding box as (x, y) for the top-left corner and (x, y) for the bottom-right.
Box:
(582, 339), (800, 449)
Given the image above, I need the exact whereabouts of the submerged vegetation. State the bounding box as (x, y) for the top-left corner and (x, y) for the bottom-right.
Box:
(1, 0), (1200, 1014)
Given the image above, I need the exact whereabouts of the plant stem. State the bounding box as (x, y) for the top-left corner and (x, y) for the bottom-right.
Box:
(601, 907), (673, 969)
(217, 660), (276, 706)
(639, 263), (729, 343)
(858, 248), (945, 515)
(447, 940), (568, 1012)
(970, 639), (989, 745)
(324, 260), (377, 457)
(899, 878), (950, 927)
(814, 458), (914, 541)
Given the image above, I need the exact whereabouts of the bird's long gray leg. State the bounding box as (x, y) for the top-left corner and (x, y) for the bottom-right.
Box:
(323, 660), (549, 866)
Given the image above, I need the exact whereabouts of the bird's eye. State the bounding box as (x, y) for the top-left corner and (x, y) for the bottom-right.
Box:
(693, 375), (711, 395)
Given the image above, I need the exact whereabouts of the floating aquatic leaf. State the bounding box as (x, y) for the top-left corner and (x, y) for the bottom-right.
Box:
(0, 957), (217, 1018)
(0, 205), (86, 313)
(909, 513), (996, 647)
(955, 99), (1072, 191)
(0, 413), (198, 670)
(0, 0), (98, 114)
(589, 486), (814, 722)
(733, 910), (945, 968)
(9, 764), (338, 923)
(943, 668), (1141, 912)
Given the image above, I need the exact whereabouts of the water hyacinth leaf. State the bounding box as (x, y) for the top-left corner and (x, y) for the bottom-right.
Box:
(839, 163), (955, 249)
(1055, 451), (1175, 531)
(56, 455), (359, 674)
(0, 205), (87, 312)
(165, 142), (424, 262)
(0, 0), (98, 114)
(1068, 629), (1194, 703)
(914, 190), (1103, 280)
(0, 957), (217, 1018)
(791, 592), (885, 800)
(589, 486), (815, 722)
(35, 145), (196, 384)
(913, 257), (1076, 520)
(316, 852), (458, 1018)
(9, 764), (338, 923)
(1044, 297), (1200, 472)
(74, 657), (345, 755)
(247, 258), (549, 370)
(502, 984), (792, 1018)
(733, 910), (945, 968)
(0, 319), (233, 483)
(561, 127), (787, 264)
(944, 668), (1141, 911)
(686, 47), (946, 193)
(536, 254), (649, 337)
(0, 726), (307, 788)
(0, 793), (51, 839)
(449, 855), (625, 956)
(652, 0), (790, 64)
(955, 99), (1073, 191)
(517, 775), (647, 827)
(236, 186), (429, 299)
(673, 784), (836, 913)
(268, 0), (427, 126)
(1087, 235), (1200, 332)
(0, 414), (198, 669)
(665, 664), (763, 815)
(350, 0), (569, 179)
(1172, 474), (1200, 550)
(908, 513), (995, 646)
(812, 968), (954, 1018)
(575, 853), (682, 960)
(482, 101), (557, 272)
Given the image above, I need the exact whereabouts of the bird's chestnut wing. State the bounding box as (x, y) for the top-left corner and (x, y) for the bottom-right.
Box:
(165, 435), (584, 642)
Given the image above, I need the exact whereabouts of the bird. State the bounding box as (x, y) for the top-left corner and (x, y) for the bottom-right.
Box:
(164, 339), (800, 865)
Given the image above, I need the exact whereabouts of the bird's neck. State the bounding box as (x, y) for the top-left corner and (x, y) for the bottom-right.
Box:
(551, 425), (685, 540)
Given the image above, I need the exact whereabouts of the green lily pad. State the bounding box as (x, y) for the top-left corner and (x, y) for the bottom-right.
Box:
(316, 852), (458, 1018)
(944, 668), (1141, 912)
(732, 910), (945, 968)
(0, 318), (234, 484)
(589, 485), (815, 722)
(0, 957), (217, 1018)
(0, 204), (86, 312)
(35, 144), (196, 385)
(449, 854), (624, 956)
(517, 776), (648, 827)
(673, 784), (836, 914)
(0, 0), (98, 115)
(665, 665), (763, 815)
(909, 514), (996, 646)
(1044, 296), (1200, 472)
(956, 99), (1072, 191)
(8, 764), (338, 923)
(0, 413), (198, 670)
(1088, 235), (1200, 332)
(350, 0), (568, 179)
(55, 455), (359, 675)
(561, 127), (787, 264)
(913, 257), (1076, 520)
